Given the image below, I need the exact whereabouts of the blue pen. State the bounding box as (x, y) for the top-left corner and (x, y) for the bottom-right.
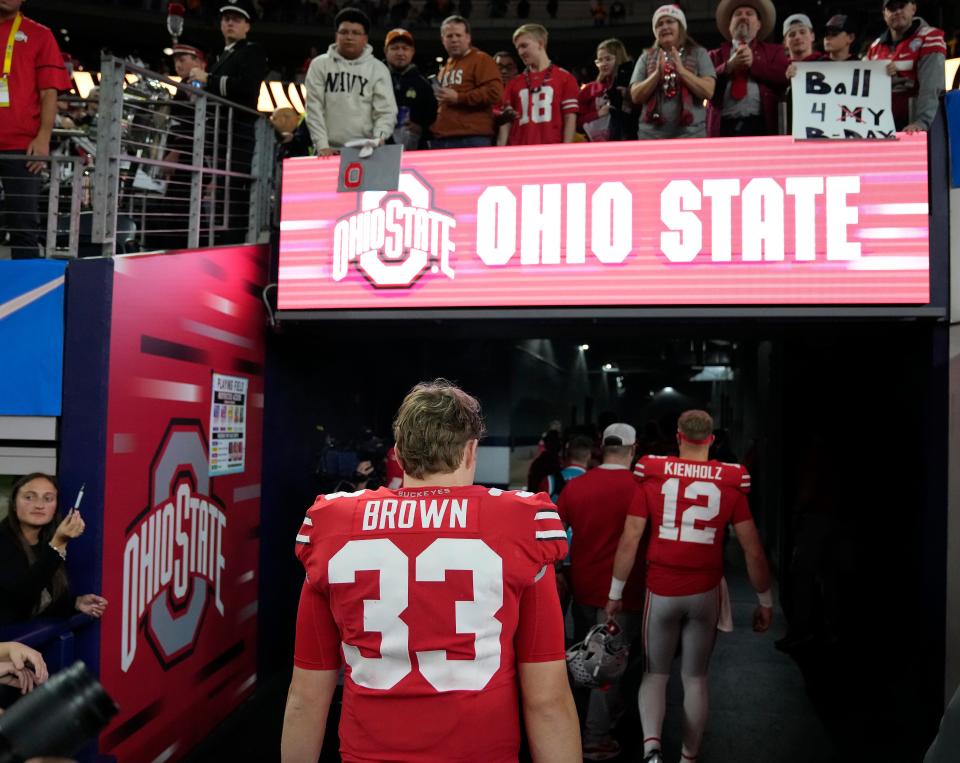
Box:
(73, 483), (85, 512)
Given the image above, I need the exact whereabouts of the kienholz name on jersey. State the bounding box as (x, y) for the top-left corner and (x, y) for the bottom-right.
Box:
(121, 482), (227, 670)
(474, 176), (863, 265)
(361, 498), (469, 531)
(663, 462), (724, 480)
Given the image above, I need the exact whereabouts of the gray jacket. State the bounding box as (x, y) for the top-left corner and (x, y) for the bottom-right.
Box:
(304, 43), (397, 150)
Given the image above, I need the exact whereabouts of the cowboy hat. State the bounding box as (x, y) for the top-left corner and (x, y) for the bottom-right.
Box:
(715, 0), (777, 41)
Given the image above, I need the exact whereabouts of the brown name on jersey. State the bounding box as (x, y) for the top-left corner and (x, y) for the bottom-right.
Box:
(358, 497), (475, 532)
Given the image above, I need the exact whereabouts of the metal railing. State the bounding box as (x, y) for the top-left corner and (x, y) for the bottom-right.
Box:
(90, 55), (274, 256)
(1, 55), (275, 260)
(0, 154), (83, 259)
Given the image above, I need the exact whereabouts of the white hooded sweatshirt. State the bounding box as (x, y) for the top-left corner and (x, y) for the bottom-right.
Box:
(304, 43), (397, 151)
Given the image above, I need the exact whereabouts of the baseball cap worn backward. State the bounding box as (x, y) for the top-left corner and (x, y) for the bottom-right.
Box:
(385, 28), (415, 49)
(602, 423), (636, 447)
(782, 12), (813, 35)
(715, 0), (777, 41)
(220, 0), (254, 20)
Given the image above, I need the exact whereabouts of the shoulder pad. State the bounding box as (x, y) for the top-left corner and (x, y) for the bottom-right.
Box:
(323, 488), (368, 501)
(634, 455), (665, 479)
(730, 464), (751, 494)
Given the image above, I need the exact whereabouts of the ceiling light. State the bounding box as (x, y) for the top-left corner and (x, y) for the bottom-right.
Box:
(578, 344), (590, 351)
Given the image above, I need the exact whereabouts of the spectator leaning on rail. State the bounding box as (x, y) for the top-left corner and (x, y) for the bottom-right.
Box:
(305, 8), (397, 156)
(631, 5), (716, 140)
(782, 13), (824, 61)
(866, 0), (945, 133)
(0, 473), (108, 628)
(497, 24), (578, 146)
(707, 0), (788, 137)
(0, 0), (71, 260)
(384, 28), (436, 150)
(430, 15), (503, 149)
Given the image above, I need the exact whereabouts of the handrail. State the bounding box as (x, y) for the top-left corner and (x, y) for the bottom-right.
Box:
(118, 58), (266, 119)
(0, 613), (92, 648)
(86, 55), (275, 255)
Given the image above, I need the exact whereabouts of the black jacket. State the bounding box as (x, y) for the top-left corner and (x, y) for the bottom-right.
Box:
(0, 520), (74, 627)
(389, 64), (438, 150)
(206, 38), (268, 111)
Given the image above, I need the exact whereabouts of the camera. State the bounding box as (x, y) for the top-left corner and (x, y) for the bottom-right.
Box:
(0, 661), (117, 763)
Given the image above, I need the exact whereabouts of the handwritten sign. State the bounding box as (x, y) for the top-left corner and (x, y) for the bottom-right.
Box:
(792, 61), (896, 139)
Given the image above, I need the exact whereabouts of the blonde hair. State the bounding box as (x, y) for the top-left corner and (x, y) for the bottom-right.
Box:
(596, 38), (631, 77)
(393, 379), (486, 479)
(678, 410), (714, 442)
(513, 23), (548, 45)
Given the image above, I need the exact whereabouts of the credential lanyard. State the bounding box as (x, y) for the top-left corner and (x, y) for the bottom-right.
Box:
(3, 13), (23, 77)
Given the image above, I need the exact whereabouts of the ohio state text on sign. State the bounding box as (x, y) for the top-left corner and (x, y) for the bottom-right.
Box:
(278, 136), (930, 309)
(99, 247), (265, 763)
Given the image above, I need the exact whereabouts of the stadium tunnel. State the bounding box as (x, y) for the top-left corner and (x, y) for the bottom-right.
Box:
(249, 314), (948, 762)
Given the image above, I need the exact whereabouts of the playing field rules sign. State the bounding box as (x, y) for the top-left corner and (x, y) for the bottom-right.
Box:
(792, 61), (896, 139)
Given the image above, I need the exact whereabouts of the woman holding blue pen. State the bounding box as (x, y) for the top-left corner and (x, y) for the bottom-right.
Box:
(0, 473), (108, 627)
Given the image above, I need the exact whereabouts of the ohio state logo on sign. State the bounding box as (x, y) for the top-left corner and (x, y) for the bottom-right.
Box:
(332, 170), (457, 289)
(121, 420), (227, 672)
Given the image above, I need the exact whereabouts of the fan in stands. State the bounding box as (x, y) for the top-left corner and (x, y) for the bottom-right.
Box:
(566, 621), (629, 689)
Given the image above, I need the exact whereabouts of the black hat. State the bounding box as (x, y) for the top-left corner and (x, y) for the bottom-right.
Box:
(219, 0), (255, 21)
(825, 14), (856, 34)
(882, 0), (914, 9)
(335, 7), (371, 33)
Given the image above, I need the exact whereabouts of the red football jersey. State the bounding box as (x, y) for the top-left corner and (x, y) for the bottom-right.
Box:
(502, 64), (579, 146)
(630, 455), (752, 596)
(294, 484), (568, 763)
(557, 465), (646, 610)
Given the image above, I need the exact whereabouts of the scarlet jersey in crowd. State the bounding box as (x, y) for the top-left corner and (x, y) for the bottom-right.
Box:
(501, 64), (579, 145)
(630, 455), (752, 597)
(294, 484), (568, 763)
(866, 18), (946, 128)
(557, 465), (646, 610)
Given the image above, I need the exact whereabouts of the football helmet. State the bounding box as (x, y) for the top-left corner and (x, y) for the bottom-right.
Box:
(566, 620), (629, 689)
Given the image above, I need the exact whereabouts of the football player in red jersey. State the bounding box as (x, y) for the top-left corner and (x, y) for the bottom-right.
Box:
(605, 410), (772, 763)
(496, 24), (578, 146)
(281, 380), (580, 763)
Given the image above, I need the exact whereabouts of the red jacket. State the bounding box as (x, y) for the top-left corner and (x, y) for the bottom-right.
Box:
(707, 39), (788, 137)
(867, 18), (946, 129)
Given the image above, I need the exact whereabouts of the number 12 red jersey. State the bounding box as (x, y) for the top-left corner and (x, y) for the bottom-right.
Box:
(629, 455), (752, 596)
(294, 484), (568, 763)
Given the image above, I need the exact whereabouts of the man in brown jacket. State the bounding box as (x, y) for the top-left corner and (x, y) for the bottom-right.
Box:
(431, 15), (503, 148)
